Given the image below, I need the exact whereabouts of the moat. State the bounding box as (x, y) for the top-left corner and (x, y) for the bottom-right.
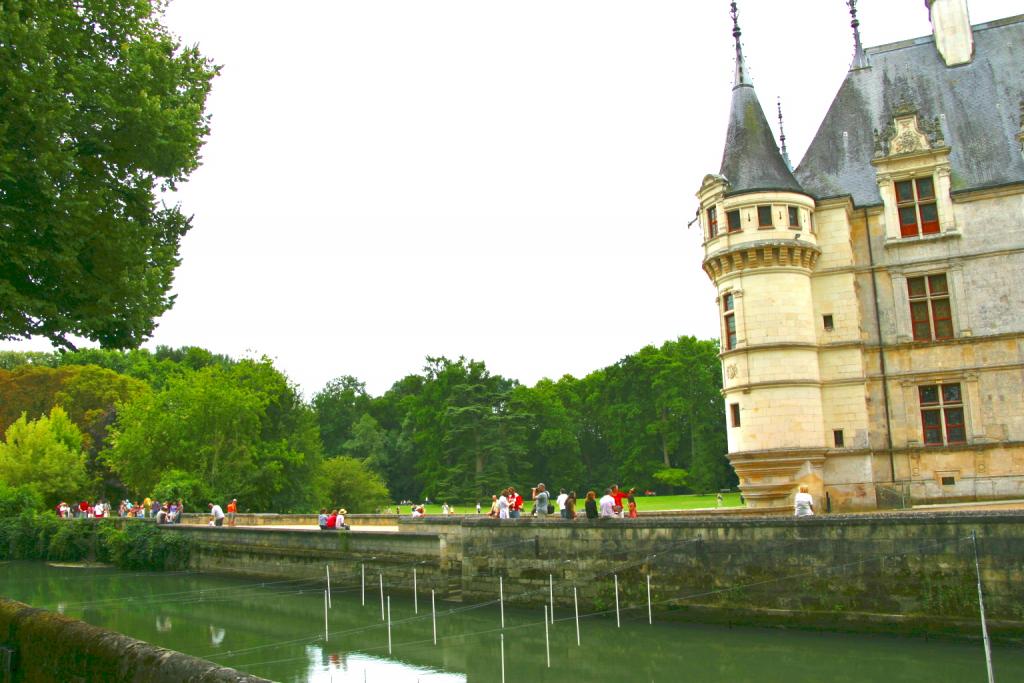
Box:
(3, 561), (1022, 682)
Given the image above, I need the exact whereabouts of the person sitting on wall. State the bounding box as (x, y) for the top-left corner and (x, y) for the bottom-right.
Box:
(336, 508), (350, 530)
(599, 489), (616, 518)
(794, 484), (815, 517)
(318, 508), (329, 530)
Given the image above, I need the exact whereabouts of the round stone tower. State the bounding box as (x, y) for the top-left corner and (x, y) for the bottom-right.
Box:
(695, 3), (825, 509)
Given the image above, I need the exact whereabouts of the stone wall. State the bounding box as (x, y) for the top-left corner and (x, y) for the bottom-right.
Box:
(0, 597), (269, 683)
(175, 511), (1024, 639)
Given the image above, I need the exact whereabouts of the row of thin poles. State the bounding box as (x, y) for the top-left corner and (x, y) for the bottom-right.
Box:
(318, 531), (997, 682)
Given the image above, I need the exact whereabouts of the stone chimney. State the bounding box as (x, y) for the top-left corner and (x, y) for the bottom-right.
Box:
(926, 0), (974, 66)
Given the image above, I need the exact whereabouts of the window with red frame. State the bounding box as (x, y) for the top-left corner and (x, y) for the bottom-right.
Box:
(706, 206), (718, 239)
(919, 383), (966, 446)
(896, 177), (939, 237)
(722, 293), (736, 350)
(908, 274), (953, 341)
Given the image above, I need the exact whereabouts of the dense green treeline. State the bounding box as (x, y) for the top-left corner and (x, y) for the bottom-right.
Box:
(0, 336), (733, 511)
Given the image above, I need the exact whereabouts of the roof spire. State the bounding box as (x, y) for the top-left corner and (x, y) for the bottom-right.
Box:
(777, 97), (792, 170)
(731, 2), (751, 87)
(847, 0), (870, 69)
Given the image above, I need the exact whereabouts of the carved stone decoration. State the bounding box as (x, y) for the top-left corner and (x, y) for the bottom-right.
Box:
(889, 115), (932, 156)
(727, 364), (738, 379)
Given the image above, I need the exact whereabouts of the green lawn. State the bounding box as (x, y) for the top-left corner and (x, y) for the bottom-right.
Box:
(389, 492), (743, 516)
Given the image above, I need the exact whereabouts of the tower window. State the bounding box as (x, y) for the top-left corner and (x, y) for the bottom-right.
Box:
(833, 429), (844, 447)
(706, 206), (718, 239)
(730, 403), (741, 427)
(919, 383), (966, 446)
(788, 206), (800, 229)
(722, 293), (736, 350)
(757, 205), (773, 228)
(727, 209), (741, 232)
(896, 177), (939, 237)
(823, 314), (834, 332)
(908, 274), (952, 341)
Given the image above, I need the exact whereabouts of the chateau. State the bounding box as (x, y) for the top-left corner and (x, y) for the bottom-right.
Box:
(696, 1), (1024, 510)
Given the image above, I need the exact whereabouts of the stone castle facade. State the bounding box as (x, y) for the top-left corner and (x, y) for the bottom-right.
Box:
(696, 1), (1024, 511)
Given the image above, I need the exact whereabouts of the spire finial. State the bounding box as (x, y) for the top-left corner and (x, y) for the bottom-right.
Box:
(847, 0), (870, 69)
(731, 2), (751, 87)
(777, 97), (792, 170)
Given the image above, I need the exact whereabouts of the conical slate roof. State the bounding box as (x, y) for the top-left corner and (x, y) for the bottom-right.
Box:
(719, 84), (804, 197)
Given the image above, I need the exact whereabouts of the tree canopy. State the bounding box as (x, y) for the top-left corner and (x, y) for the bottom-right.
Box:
(0, 0), (218, 348)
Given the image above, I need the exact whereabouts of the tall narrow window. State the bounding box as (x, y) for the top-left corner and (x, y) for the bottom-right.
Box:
(919, 383), (966, 446)
(706, 206), (718, 239)
(722, 293), (736, 350)
(788, 206), (800, 229)
(833, 429), (845, 447)
(896, 177), (939, 237)
(730, 403), (741, 428)
(908, 274), (953, 341)
(727, 209), (741, 232)
(757, 205), (773, 228)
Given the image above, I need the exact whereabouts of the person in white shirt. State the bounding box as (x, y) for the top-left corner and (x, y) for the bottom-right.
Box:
(556, 489), (569, 519)
(208, 503), (225, 526)
(497, 491), (510, 519)
(598, 489), (616, 518)
(794, 484), (815, 517)
(441, 503), (449, 516)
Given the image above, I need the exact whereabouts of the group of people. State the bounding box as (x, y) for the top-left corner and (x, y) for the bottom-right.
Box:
(484, 483), (639, 520)
(317, 508), (349, 530)
(53, 498), (190, 522)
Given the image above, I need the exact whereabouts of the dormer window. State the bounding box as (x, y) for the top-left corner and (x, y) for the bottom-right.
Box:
(706, 206), (718, 239)
(896, 177), (939, 238)
(787, 206), (800, 230)
(727, 209), (741, 232)
(757, 205), (772, 228)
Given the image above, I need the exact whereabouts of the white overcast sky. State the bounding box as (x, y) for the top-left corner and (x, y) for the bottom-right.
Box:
(6, 1), (1021, 397)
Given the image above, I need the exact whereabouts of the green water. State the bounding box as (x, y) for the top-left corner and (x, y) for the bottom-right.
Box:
(1, 562), (1020, 682)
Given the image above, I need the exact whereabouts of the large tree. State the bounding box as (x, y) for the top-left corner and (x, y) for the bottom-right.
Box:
(0, 0), (218, 348)
(0, 406), (88, 506)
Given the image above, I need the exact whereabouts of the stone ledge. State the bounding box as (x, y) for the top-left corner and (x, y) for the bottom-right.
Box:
(0, 598), (269, 682)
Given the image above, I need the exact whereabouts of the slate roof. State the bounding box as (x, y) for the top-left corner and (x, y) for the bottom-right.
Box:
(719, 83), (805, 197)
(795, 14), (1024, 206)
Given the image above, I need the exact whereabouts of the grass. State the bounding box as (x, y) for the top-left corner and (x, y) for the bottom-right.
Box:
(389, 492), (743, 516)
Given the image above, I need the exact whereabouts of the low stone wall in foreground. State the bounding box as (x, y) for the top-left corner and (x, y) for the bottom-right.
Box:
(0, 597), (269, 683)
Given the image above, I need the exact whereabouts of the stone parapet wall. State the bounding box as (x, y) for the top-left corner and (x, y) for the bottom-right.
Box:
(179, 513), (400, 527)
(0, 597), (269, 682)
(176, 511), (1024, 638)
(164, 525), (453, 595)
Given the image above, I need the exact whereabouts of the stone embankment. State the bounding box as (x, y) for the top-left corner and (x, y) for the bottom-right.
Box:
(163, 510), (1024, 640)
(0, 597), (270, 682)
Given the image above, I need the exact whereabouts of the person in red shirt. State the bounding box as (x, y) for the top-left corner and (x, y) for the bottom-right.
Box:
(509, 488), (524, 519)
(226, 499), (238, 526)
(610, 485), (628, 519)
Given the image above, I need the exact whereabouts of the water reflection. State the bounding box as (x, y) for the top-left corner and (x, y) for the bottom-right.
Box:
(0, 562), (1021, 683)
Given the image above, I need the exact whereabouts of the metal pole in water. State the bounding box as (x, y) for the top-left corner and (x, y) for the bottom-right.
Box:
(614, 574), (620, 628)
(379, 574), (385, 621)
(573, 585), (580, 646)
(544, 605), (550, 668)
(499, 576), (505, 629)
(326, 565), (331, 609)
(324, 590), (329, 642)
(549, 574), (554, 623)
(972, 530), (996, 683)
(500, 633), (506, 683)
(646, 573), (652, 625)
(413, 567), (418, 614)
(432, 589), (437, 645)
(361, 563), (365, 606)
(387, 595), (392, 655)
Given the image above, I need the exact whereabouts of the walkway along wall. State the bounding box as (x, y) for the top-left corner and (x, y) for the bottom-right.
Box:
(163, 510), (1024, 639)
